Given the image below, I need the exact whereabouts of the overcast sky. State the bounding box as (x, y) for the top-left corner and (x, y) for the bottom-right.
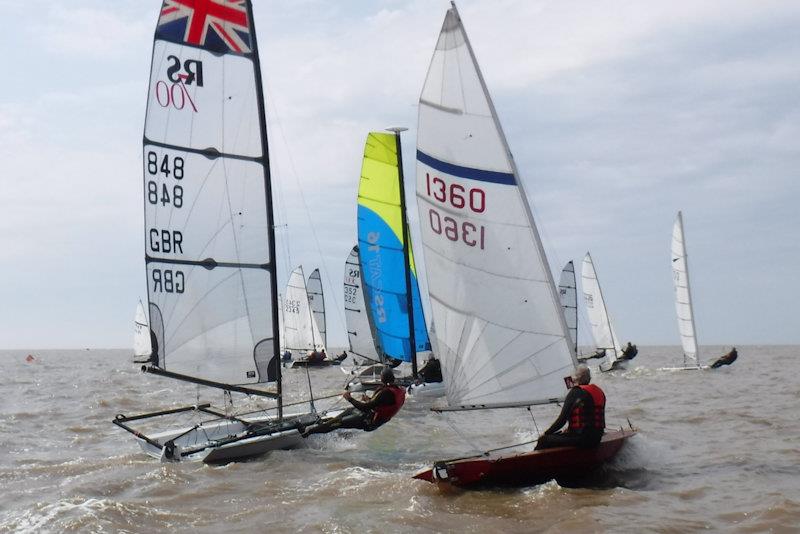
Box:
(0, 0), (797, 350)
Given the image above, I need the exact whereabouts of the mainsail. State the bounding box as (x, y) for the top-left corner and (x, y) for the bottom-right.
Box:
(581, 252), (622, 370)
(672, 211), (699, 365)
(344, 246), (381, 362)
(134, 300), (152, 363)
(306, 268), (327, 348)
(558, 261), (578, 354)
(142, 0), (279, 386)
(415, 5), (576, 409)
(357, 131), (431, 363)
(283, 266), (325, 354)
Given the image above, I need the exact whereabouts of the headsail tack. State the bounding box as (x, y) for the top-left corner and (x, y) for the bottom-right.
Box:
(357, 132), (431, 363)
(672, 211), (699, 365)
(415, 5), (576, 410)
(344, 246), (381, 362)
(581, 252), (622, 371)
(143, 0), (278, 386)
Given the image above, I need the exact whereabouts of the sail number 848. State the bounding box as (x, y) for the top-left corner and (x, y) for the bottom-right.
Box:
(146, 151), (184, 208)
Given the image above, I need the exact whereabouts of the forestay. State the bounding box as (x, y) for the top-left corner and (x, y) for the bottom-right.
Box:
(672, 211), (699, 364)
(344, 246), (381, 362)
(415, 6), (576, 409)
(134, 300), (152, 363)
(306, 269), (327, 348)
(283, 266), (325, 354)
(357, 132), (431, 362)
(581, 252), (622, 370)
(143, 0), (277, 385)
(558, 261), (578, 354)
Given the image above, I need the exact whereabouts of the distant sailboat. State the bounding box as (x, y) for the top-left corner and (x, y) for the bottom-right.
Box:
(114, 0), (344, 463)
(581, 252), (625, 371)
(285, 266), (330, 367)
(558, 261), (578, 355)
(133, 300), (152, 364)
(306, 268), (327, 349)
(411, 4), (633, 488)
(667, 211), (706, 370)
(343, 246), (381, 364)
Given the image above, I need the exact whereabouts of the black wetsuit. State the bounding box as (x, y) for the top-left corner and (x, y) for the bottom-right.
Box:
(711, 349), (738, 369)
(535, 387), (604, 450)
(620, 345), (638, 361)
(418, 359), (443, 383)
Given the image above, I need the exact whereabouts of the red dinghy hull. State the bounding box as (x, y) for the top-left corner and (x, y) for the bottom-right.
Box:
(413, 429), (636, 489)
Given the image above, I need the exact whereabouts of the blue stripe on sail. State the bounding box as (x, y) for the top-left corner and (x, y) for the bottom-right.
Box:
(417, 150), (516, 185)
(357, 206), (431, 362)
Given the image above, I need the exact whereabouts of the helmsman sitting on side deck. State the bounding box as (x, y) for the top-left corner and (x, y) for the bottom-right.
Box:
(535, 364), (605, 450)
(301, 367), (406, 437)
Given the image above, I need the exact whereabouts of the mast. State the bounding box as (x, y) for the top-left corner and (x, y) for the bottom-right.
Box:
(388, 126), (418, 377)
(450, 3), (577, 363)
(245, 0), (283, 418)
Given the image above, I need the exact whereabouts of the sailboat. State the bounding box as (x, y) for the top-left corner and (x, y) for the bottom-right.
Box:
(341, 246), (384, 379)
(411, 4), (634, 488)
(581, 252), (626, 371)
(285, 266), (332, 367)
(558, 261), (578, 355)
(133, 300), (152, 364)
(113, 0), (344, 462)
(353, 130), (440, 396)
(306, 268), (327, 348)
(666, 211), (707, 370)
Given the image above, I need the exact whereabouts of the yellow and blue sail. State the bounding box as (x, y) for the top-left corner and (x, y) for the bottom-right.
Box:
(357, 132), (431, 362)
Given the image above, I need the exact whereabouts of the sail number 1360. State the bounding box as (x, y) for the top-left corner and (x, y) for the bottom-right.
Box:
(424, 172), (487, 250)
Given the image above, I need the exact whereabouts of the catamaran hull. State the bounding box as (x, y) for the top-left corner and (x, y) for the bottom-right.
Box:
(413, 429), (635, 489)
(657, 365), (709, 371)
(290, 360), (338, 368)
(407, 381), (445, 399)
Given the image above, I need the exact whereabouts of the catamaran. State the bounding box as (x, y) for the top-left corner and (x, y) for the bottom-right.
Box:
(581, 252), (627, 371)
(665, 211), (707, 370)
(411, 3), (634, 489)
(113, 0), (344, 463)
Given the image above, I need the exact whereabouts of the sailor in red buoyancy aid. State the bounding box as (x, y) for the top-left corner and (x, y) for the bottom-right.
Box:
(301, 367), (405, 436)
(535, 364), (606, 450)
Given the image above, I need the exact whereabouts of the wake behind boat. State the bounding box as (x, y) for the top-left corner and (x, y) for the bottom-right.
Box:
(412, 3), (633, 489)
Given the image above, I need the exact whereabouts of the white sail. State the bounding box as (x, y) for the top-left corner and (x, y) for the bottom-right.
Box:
(306, 269), (327, 348)
(283, 266), (325, 354)
(415, 5), (576, 409)
(143, 1), (277, 385)
(672, 211), (699, 364)
(344, 246), (381, 362)
(581, 252), (622, 370)
(134, 300), (152, 363)
(558, 261), (578, 354)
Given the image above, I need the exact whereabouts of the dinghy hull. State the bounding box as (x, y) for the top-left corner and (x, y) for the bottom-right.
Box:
(413, 429), (635, 489)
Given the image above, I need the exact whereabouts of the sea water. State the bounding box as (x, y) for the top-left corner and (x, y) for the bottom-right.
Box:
(1, 346), (798, 533)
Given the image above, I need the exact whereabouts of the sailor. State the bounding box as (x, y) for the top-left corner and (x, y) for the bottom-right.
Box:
(301, 367), (405, 436)
(416, 354), (443, 384)
(710, 347), (738, 369)
(535, 364), (605, 450)
(620, 342), (638, 361)
(335, 351), (348, 362)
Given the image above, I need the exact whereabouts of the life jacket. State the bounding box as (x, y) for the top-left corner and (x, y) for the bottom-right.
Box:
(370, 385), (406, 427)
(568, 384), (606, 431)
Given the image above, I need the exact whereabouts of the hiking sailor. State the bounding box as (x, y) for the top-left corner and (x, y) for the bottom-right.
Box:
(535, 364), (605, 450)
(416, 354), (443, 384)
(302, 367), (405, 436)
(710, 347), (738, 369)
(620, 342), (638, 361)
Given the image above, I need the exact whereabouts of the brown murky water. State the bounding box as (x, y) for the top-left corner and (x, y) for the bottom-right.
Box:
(2, 346), (798, 533)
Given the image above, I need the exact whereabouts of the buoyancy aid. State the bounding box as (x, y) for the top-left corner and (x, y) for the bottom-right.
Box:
(370, 385), (406, 427)
(568, 384), (606, 431)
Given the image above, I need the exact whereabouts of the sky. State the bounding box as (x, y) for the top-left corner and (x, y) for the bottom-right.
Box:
(0, 0), (798, 350)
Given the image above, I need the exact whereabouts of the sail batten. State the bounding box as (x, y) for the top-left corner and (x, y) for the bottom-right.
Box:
(415, 6), (575, 410)
(142, 0), (277, 386)
(672, 211), (699, 364)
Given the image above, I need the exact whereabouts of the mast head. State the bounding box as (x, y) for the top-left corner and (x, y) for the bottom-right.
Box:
(385, 127), (408, 134)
